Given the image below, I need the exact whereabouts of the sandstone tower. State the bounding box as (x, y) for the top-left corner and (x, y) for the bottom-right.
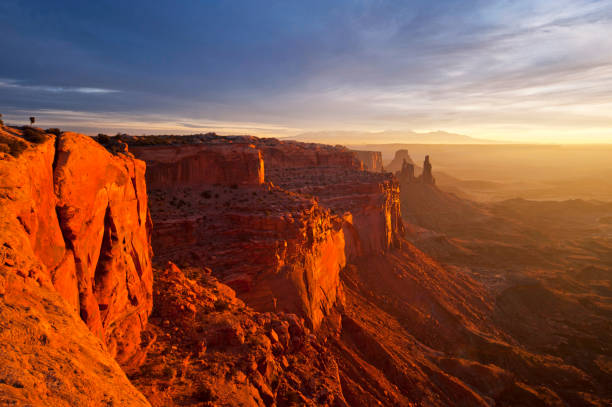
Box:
(422, 155), (435, 185)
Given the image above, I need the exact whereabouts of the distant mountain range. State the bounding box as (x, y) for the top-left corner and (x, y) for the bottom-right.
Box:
(288, 130), (501, 144)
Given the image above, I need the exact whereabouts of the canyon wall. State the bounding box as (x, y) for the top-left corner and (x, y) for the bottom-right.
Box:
(131, 135), (403, 329)
(255, 138), (362, 169)
(0, 127), (153, 368)
(386, 149), (415, 173)
(351, 149), (383, 172)
(130, 142), (264, 189)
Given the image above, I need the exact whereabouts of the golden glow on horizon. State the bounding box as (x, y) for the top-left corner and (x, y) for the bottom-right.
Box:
(4, 109), (612, 144)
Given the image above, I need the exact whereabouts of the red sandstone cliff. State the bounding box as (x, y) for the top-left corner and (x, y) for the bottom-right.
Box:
(129, 136), (402, 331)
(351, 149), (383, 172)
(386, 149), (415, 173)
(254, 138), (362, 169)
(4, 127), (606, 406)
(129, 142), (264, 189)
(0, 126), (153, 368)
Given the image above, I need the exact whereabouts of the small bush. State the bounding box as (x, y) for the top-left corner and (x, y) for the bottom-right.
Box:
(45, 128), (62, 136)
(201, 190), (212, 199)
(20, 127), (47, 143)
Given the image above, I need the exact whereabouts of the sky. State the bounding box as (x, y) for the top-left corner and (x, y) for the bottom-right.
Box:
(1, 0), (612, 143)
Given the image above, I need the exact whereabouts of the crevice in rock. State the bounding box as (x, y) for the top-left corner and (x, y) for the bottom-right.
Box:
(16, 215), (30, 234)
(94, 204), (117, 293)
(55, 206), (75, 252)
(52, 133), (62, 175)
(128, 163), (143, 227)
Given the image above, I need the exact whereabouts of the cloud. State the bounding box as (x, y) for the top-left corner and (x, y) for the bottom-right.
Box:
(0, 79), (118, 94)
(0, 0), (611, 142)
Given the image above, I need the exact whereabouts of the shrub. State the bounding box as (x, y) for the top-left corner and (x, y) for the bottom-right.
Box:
(95, 133), (111, 145)
(45, 128), (62, 136)
(201, 190), (212, 199)
(20, 126), (47, 143)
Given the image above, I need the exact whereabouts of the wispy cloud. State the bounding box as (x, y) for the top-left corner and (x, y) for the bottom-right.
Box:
(1, 1), (612, 142)
(2, 109), (300, 138)
(0, 79), (118, 94)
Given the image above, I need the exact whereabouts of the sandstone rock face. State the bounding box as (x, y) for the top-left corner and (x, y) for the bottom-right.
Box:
(267, 167), (404, 258)
(422, 155), (435, 185)
(133, 135), (401, 329)
(351, 150), (383, 172)
(396, 159), (416, 182)
(130, 143), (264, 189)
(386, 149), (415, 173)
(146, 184), (346, 329)
(0, 127), (153, 368)
(254, 138), (362, 169)
(0, 268), (150, 407)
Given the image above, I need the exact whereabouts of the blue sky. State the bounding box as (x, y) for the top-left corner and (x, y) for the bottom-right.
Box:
(1, 0), (612, 142)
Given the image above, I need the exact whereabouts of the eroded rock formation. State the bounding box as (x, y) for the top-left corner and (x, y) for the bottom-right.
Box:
(254, 138), (362, 169)
(0, 126), (152, 404)
(386, 149), (415, 173)
(0, 126), (153, 368)
(396, 159), (416, 182)
(0, 266), (150, 406)
(351, 149), (383, 172)
(130, 142), (264, 189)
(422, 155), (435, 185)
(129, 136), (403, 330)
(132, 262), (347, 406)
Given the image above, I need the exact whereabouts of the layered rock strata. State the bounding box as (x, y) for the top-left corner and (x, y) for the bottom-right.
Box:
(129, 142), (264, 189)
(351, 150), (383, 172)
(129, 135), (403, 329)
(266, 167), (403, 258)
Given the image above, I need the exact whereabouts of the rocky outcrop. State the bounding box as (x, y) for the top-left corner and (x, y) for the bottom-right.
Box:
(267, 167), (404, 258)
(254, 138), (362, 169)
(422, 155), (435, 185)
(0, 126), (153, 367)
(351, 150), (383, 172)
(397, 159), (416, 182)
(146, 183), (346, 329)
(133, 135), (402, 330)
(386, 149), (415, 173)
(0, 266), (150, 406)
(130, 143), (264, 189)
(394, 152), (435, 185)
(132, 263), (347, 407)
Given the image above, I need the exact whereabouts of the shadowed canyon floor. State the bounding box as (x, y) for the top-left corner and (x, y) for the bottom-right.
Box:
(0, 126), (610, 406)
